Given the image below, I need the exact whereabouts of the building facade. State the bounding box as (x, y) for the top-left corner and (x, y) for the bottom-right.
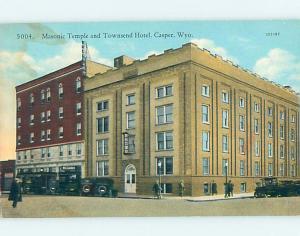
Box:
(0, 160), (15, 193)
(84, 43), (300, 196)
(15, 60), (111, 178)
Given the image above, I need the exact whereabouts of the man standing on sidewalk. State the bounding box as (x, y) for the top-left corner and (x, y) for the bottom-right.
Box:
(9, 178), (22, 208)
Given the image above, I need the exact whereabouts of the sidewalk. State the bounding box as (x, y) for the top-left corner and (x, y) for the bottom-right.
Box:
(117, 192), (254, 201)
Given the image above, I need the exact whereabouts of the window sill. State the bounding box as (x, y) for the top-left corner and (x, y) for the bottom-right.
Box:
(156, 149), (174, 152)
(156, 122), (173, 126)
(155, 95), (173, 100)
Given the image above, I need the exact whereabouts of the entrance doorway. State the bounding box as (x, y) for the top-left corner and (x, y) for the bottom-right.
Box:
(124, 164), (136, 193)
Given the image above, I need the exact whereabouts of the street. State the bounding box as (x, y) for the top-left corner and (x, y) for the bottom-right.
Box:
(1, 194), (300, 217)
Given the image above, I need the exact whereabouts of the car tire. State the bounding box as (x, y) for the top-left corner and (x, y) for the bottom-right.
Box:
(97, 185), (107, 196)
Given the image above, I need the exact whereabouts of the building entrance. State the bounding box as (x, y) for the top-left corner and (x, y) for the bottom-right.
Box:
(124, 164), (136, 193)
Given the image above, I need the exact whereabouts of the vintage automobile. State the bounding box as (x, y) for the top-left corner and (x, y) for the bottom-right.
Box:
(80, 177), (118, 197)
(254, 177), (300, 198)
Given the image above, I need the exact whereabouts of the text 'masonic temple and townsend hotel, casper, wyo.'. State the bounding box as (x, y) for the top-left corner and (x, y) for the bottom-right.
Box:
(15, 42), (300, 196)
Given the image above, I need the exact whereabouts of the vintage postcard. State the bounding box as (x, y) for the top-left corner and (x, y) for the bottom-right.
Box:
(0, 20), (300, 218)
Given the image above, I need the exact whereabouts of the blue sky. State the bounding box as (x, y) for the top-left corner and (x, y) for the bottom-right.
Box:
(1, 20), (300, 160)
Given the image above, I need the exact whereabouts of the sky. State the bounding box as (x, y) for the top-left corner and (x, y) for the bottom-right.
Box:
(1, 20), (300, 161)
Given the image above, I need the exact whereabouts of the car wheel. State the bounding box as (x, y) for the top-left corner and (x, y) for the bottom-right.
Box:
(97, 185), (107, 196)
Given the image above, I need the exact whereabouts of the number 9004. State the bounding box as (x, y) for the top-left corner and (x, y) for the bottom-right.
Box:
(17, 34), (32, 39)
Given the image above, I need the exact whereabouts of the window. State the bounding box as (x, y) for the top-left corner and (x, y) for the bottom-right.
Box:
(160, 183), (173, 194)
(156, 85), (173, 98)
(240, 183), (246, 193)
(203, 183), (210, 195)
(47, 110), (51, 121)
(41, 112), (46, 123)
(58, 83), (63, 99)
(17, 152), (21, 161)
(156, 157), (173, 175)
(239, 138), (245, 154)
(126, 111), (135, 129)
(222, 135), (228, 153)
(268, 163), (273, 176)
(76, 123), (82, 136)
(279, 163), (284, 176)
(40, 90), (45, 103)
(291, 129), (295, 141)
(280, 125), (284, 139)
(59, 107), (63, 118)
(76, 77), (82, 93)
(268, 107), (273, 116)
(97, 139), (108, 155)
(291, 165), (296, 177)
(239, 115), (245, 131)
(97, 100), (109, 111)
(17, 135), (21, 146)
(46, 147), (51, 158)
(76, 102), (82, 115)
(127, 94), (135, 105)
(76, 143), (82, 156)
(222, 91), (229, 103)
(46, 88), (51, 102)
(202, 85), (210, 97)
(291, 115), (295, 123)
(156, 131), (173, 150)
(41, 148), (46, 158)
(291, 147), (295, 160)
(17, 117), (21, 128)
(255, 140), (260, 157)
(156, 104), (173, 124)
(59, 126), (63, 138)
(202, 131), (210, 151)
(128, 135), (135, 153)
(68, 145), (72, 156)
(222, 110), (229, 128)
(17, 98), (21, 111)
(202, 105), (209, 124)
(280, 111), (285, 120)
(30, 151), (33, 159)
(268, 122), (273, 137)
(23, 151), (27, 160)
(280, 145), (284, 158)
(254, 102), (260, 112)
(41, 130), (46, 141)
(254, 161), (260, 176)
(202, 158), (209, 176)
(240, 160), (245, 176)
(30, 114), (34, 125)
(29, 93), (34, 106)
(59, 146), (63, 157)
(97, 117), (109, 133)
(222, 159), (229, 176)
(239, 97), (245, 108)
(268, 143), (273, 157)
(97, 161), (109, 176)
(30, 132), (34, 143)
(254, 119), (259, 134)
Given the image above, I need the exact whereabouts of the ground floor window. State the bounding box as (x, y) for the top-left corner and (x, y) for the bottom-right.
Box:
(160, 183), (172, 194)
(156, 157), (173, 175)
(97, 161), (109, 176)
(240, 183), (246, 192)
(203, 183), (210, 194)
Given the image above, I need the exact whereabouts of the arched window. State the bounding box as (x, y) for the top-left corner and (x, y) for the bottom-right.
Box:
(46, 88), (51, 101)
(41, 90), (45, 102)
(29, 93), (34, 106)
(58, 83), (63, 98)
(76, 77), (81, 93)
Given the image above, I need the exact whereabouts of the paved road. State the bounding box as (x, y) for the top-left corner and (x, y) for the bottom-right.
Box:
(1, 194), (300, 217)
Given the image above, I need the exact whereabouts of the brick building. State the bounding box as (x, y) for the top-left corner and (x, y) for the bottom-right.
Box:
(0, 160), (15, 193)
(15, 59), (111, 178)
(84, 43), (300, 196)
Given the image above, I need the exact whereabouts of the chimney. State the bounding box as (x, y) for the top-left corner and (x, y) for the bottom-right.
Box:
(114, 55), (135, 68)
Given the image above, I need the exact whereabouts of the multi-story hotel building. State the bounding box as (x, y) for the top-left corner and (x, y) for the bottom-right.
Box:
(84, 43), (300, 196)
(15, 59), (111, 178)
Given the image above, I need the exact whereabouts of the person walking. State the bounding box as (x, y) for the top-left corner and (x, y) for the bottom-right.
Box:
(9, 178), (22, 208)
(152, 181), (161, 199)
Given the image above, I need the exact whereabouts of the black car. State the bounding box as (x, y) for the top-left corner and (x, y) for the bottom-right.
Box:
(80, 177), (118, 197)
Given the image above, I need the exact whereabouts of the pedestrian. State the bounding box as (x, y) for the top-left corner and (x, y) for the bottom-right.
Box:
(152, 181), (161, 199)
(229, 180), (234, 197)
(9, 178), (22, 208)
(178, 180), (185, 197)
(224, 182), (229, 198)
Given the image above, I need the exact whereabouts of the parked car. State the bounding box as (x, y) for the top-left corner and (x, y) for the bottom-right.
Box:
(80, 177), (118, 197)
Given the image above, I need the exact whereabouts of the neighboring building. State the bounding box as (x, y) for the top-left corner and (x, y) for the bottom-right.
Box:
(0, 160), (15, 193)
(15, 58), (111, 178)
(84, 43), (300, 196)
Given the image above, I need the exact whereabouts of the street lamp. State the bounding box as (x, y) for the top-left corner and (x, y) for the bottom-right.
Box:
(225, 162), (228, 185)
(157, 160), (162, 199)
